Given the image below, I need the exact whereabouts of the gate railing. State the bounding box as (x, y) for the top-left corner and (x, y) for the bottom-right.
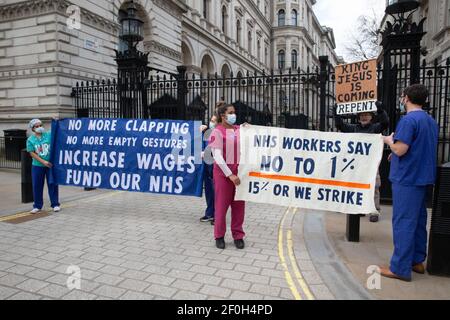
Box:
(71, 57), (449, 164)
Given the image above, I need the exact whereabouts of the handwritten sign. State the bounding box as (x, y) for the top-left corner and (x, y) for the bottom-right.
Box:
(335, 59), (377, 115)
(235, 125), (383, 214)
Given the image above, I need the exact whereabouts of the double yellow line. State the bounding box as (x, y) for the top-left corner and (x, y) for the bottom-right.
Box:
(278, 207), (315, 300)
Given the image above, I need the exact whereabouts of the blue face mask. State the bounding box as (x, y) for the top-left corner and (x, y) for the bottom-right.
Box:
(399, 97), (406, 113)
(209, 121), (216, 129)
(35, 127), (45, 134)
(226, 114), (237, 125)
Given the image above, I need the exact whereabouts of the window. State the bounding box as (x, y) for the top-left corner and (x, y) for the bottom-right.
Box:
(236, 20), (242, 45)
(292, 9), (298, 26)
(248, 31), (252, 54)
(257, 40), (261, 61)
(203, 0), (209, 20)
(222, 6), (227, 34)
(279, 90), (286, 108)
(265, 46), (268, 65)
(278, 9), (285, 27)
(278, 50), (285, 70)
(291, 50), (298, 70)
(291, 90), (297, 106)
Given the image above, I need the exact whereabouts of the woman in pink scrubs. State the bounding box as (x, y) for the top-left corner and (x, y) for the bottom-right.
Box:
(209, 104), (245, 250)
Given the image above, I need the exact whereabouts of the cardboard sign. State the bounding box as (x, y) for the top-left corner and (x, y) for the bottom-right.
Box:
(335, 59), (377, 115)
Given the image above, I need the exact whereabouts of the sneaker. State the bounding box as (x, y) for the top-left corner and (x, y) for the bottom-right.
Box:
(234, 239), (245, 249)
(215, 237), (225, 249)
(30, 208), (40, 214)
(200, 216), (213, 222)
(369, 214), (379, 223)
(53, 206), (61, 212)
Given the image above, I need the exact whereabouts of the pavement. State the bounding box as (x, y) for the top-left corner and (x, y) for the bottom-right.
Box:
(0, 169), (449, 300)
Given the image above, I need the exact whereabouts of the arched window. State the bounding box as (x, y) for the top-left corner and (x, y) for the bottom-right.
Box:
(236, 20), (242, 45)
(278, 50), (285, 70)
(291, 9), (298, 26)
(291, 50), (298, 70)
(221, 6), (228, 34)
(248, 31), (252, 54)
(278, 9), (285, 26)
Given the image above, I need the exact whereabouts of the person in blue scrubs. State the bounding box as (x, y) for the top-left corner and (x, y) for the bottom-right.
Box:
(199, 112), (219, 225)
(381, 84), (439, 282)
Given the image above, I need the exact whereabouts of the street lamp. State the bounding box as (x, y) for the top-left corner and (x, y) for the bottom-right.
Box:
(119, 1), (144, 50)
(385, 0), (420, 15)
(115, 1), (149, 119)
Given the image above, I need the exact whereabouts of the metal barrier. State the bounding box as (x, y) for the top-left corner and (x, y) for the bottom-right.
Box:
(0, 136), (26, 169)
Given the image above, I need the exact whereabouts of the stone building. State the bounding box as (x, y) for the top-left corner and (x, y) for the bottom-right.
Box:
(0, 0), (341, 134)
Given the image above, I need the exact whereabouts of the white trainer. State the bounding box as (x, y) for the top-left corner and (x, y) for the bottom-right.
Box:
(53, 206), (61, 212)
(30, 208), (40, 214)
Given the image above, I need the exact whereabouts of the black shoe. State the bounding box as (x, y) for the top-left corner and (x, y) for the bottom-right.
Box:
(234, 239), (245, 249)
(369, 214), (379, 223)
(210, 219), (215, 226)
(200, 216), (213, 222)
(216, 237), (225, 249)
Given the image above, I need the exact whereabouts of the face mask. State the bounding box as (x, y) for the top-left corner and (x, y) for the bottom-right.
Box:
(226, 114), (236, 125)
(35, 127), (45, 134)
(399, 97), (406, 113)
(209, 122), (216, 129)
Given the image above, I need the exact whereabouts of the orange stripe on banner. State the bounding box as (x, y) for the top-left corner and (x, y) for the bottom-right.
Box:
(249, 172), (371, 190)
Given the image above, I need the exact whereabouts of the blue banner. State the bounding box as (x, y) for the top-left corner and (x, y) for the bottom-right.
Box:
(50, 118), (204, 197)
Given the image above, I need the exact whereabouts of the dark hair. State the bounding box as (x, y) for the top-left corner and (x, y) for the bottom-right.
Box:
(403, 84), (428, 106)
(216, 104), (234, 123)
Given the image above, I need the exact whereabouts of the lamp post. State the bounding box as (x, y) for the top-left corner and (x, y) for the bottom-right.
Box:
(115, 1), (150, 119)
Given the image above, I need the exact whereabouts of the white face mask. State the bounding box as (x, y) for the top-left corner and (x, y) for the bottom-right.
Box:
(209, 121), (216, 129)
(226, 114), (237, 125)
(35, 127), (45, 134)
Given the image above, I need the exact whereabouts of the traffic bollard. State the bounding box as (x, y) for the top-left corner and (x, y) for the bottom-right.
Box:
(346, 214), (360, 242)
(21, 149), (33, 203)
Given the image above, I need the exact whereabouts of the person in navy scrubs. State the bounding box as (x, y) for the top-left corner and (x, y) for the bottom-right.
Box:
(381, 84), (439, 282)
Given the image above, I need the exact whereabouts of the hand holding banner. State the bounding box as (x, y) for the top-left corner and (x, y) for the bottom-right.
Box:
(235, 125), (383, 214)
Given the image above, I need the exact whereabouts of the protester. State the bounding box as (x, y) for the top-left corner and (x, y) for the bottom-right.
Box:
(334, 101), (389, 222)
(26, 119), (60, 214)
(200, 112), (219, 224)
(380, 84), (439, 282)
(209, 104), (246, 249)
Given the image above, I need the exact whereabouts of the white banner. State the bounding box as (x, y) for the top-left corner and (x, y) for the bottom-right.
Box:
(235, 125), (384, 214)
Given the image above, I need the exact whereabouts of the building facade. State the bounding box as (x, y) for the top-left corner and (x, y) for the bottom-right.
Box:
(0, 0), (341, 134)
(380, 0), (450, 64)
